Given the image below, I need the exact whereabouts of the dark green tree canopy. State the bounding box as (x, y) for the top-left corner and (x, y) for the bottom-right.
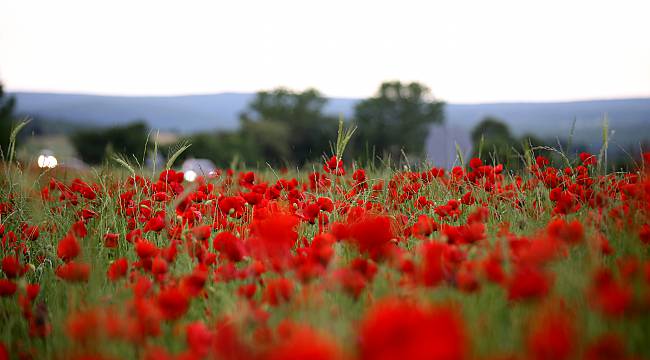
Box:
(239, 88), (337, 165)
(70, 121), (148, 164)
(352, 81), (444, 160)
(0, 83), (17, 154)
(470, 116), (549, 168)
(470, 116), (514, 144)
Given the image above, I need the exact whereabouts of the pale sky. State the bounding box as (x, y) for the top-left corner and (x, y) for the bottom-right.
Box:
(1, 0), (649, 103)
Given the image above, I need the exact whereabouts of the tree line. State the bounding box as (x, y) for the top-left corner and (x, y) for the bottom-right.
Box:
(167, 81), (446, 168)
(4, 80), (635, 170)
(1, 80), (448, 167)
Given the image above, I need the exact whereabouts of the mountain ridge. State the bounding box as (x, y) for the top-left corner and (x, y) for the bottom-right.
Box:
(9, 92), (650, 150)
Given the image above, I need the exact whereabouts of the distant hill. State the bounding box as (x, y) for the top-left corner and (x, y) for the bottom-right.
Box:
(10, 92), (650, 151)
(11, 92), (359, 133)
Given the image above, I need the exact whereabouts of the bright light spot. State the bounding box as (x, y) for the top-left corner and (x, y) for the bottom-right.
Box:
(37, 155), (58, 169)
(184, 170), (197, 182)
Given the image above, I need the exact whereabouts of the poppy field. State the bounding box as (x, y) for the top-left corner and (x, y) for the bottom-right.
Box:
(1, 150), (650, 360)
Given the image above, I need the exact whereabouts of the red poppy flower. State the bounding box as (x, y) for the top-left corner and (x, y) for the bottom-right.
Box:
(213, 231), (246, 263)
(358, 298), (467, 360)
(144, 215), (166, 233)
(186, 321), (213, 358)
(588, 268), (632, 317)
(108, 258), (128, 281)
(57, 233), (81, 262)
(248, 213), (299, 264)
(21, 224), (40, 241)
(2, 256), (25, 278)
(507, 265), (552, 301)
(263, 278), (294, 306)
(264, 322), (342, 360)
(151, 257), (168, 276)
(347, 215), (396, 261)
(103, 233), (119, 248)
(71, 220), (88, 238)
(323, 156), (345, 176)
(55, 261), (90, 282)
(191, 225), (212, 241)
(527, 307), (575, 360)
(0, 279), (17, 297)
(157, 286), (189, 320)
(135, 239), (158, 259)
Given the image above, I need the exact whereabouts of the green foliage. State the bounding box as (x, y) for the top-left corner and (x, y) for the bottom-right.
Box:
(239, 88), (338, 165)
(352, 81), (445, 161)
(470, 116), (513, 144)
(70, 121), (148, 164)
(0, 83), (17, 155)
(165, 131), (257, 168)
(471, 117), (547, 168)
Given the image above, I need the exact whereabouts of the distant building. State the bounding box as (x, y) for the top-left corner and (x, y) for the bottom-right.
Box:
(425, 124), (473, 169)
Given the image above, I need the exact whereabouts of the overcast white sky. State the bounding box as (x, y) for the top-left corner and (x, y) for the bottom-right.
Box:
(1, 0), (649, 102)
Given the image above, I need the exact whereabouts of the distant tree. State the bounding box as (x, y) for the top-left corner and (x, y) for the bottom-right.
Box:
(70, 121), (148, 164)
(470, 117), (514, 164)
(170, 131), (259, 168)
(352, 81), (445, 161)
(471, 117), (550, 167)
(470, 116), (514, 144)
(0, 83), (17, 155)
(239, 88), (337, 165)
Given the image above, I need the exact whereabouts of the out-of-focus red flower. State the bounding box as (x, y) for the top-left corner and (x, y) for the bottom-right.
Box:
(144, 215), (166, 233)
(21, 224), (40, 241)
(103, 233), (119, 248)
(263, 278), (293, 306)
(55, 261), (90, 282)
(26, 283), (40, 301)
(191, 225), (212, 241)
(547, 218), (584, 244)
(588, 268), (632, 317)
(108, 258), (128, 281)
(264, 322), (343, 360)
(181, 265), (208, 297)
(334, 267), (367, 299)
(135, 239), (158, 260)
(157, 286), (189, 320)
(57, 233), (81, 262)
(66, 309), (100, 342)
(151, 257), (168, 277)
(639, 224), (650, 245)
(213, 231), (246, 263)
(347, 215), (396, 261)
(214, 318), (254, 360)
(412, 215), (438, 238)
(186, 321), (213, 358)
(527, 306), (575, 360)
(584, 333), (626, 360)
(71, 220), (88, 238)
(0, 341), (8, 360)
(358, 298), (467, 360)
(0, 279), (17, 297)
(248, 213), (299, 264)
(507, 265), (552, 301)
(419, 241), (447, 287)
(2, 256), (26, 278)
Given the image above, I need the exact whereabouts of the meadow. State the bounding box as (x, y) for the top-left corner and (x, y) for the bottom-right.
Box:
(1, 125), (650, 360)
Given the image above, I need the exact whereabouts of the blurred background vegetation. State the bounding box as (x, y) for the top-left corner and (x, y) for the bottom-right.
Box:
(1, 79), (647, 172)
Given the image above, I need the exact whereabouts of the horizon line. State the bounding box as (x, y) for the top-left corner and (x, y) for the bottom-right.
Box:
(6, 87), (650, 106)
